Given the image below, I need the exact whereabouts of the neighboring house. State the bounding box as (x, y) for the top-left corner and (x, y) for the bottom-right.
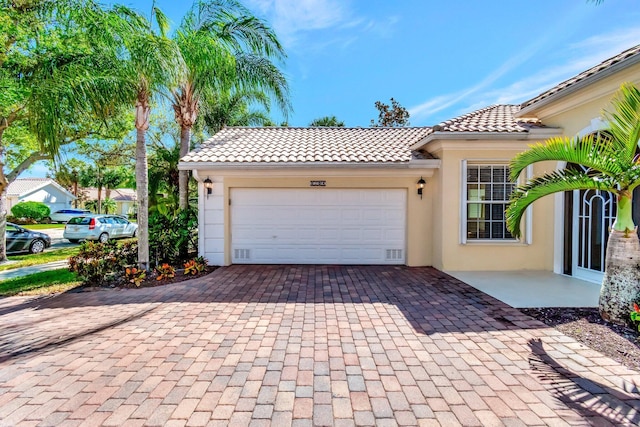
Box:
(81, 187), (136, 217)
(179, 44), (640, 284)
(7, 178), (76, 216)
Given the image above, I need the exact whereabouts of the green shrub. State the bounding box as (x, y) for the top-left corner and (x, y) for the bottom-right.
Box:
(68, 240), (138, 285)
(149, 207), (197, 266)
(11, 201), (50, 222)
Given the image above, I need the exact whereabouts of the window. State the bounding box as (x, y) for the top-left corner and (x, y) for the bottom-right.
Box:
(464, 163), (516, 241)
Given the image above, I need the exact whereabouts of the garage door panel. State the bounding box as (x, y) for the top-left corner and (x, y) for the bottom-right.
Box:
(231, 189), (406, 264)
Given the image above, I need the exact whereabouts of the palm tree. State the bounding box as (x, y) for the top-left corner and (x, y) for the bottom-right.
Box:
(172, 0), (291, 209)
(507, 83), (640, 325)
(309, 115), (345, 127)
(0, 0), (135, 261)
(115, 6), (183, 270)
(199, 88), (273, 133)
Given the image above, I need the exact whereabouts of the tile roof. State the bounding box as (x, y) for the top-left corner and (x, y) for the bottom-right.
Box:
(181, 127), (435, 164)
(431, 105), (544, 133)
(521, 44), (640, 109)
(81, 188), (136, 201)
(7, 178), (56, 196)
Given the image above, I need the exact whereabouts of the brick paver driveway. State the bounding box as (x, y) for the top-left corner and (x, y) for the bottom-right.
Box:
(1, 265), (639, 426)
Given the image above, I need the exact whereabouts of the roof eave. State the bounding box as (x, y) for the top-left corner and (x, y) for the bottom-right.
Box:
(178, 160), (441, 171)
(516, 53), (640, 118)
(409, 129), (561, 151)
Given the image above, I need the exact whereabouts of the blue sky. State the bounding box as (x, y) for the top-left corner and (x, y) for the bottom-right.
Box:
(115, 0), (640, 127)
(22, 0), (640, 177)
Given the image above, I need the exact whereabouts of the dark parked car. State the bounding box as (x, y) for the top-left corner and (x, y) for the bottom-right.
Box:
(6, 223), (52, 254)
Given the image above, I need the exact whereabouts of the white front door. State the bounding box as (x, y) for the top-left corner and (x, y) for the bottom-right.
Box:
(572, 189), (615, 283)
(230, 188), (407, 264)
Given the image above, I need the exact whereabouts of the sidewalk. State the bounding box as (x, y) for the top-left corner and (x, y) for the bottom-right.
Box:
(0, 260), (68, 281)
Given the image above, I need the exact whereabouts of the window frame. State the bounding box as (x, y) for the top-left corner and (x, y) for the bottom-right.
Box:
(460, 160), (532, 244)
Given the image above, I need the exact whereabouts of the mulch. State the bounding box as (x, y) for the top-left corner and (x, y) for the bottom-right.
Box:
(521, 307), (640, 372)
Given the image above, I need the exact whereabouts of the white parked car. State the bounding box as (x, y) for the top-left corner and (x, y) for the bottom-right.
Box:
(63, 214), (138, 243)
(50, 208), (91, 223)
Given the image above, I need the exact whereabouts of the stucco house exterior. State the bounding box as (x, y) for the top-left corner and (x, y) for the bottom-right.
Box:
(7, 178), (76, 216)
(81, 187), (136, 217)
(179, 44), (640, 284)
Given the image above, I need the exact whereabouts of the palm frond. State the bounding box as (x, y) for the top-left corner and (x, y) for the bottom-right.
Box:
(234, 53), (291, 117)
(509, 134), (623, 181)
(507, 168), (616, 238)
(603, 82), (640, 164)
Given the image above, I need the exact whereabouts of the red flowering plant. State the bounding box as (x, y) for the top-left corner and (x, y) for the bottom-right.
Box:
(630, 302), (640, 332)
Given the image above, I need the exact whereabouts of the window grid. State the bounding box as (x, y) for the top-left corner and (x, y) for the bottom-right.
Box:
(465, 164), (516, 241)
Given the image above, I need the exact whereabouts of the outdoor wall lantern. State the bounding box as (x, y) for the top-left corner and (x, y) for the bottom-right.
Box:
(204, 177), (213, 198)
(417, 177), (426, 199)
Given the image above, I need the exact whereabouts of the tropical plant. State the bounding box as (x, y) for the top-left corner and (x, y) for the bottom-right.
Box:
(0, 0), (134, 262)
(101, 198), (117, 214)
(156, 263), (176, 281)
(10, 202), (50, 222)
(116, 6), (183, 271)
(172, 0), (291, 210)
(198, 88), (274, 133)
(506, 83), (640, 325)
(149, 207), (198, 265)
(68, 240), (138, 286)
(184, 256), (207, 275)
(309, 115), (345, 127)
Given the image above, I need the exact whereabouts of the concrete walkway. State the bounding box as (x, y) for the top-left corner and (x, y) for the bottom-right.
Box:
(447, 270), (601, 308)
(0, 265), (638, 426)
(0, 260), (69, 281)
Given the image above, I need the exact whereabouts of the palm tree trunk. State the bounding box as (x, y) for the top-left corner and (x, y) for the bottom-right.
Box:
(599, 230), (640, 325)
(178, 125), (190, 209)
(135, 96), (150, 271)
(0, 189), (7, 263)
(136, 126), (149, 271)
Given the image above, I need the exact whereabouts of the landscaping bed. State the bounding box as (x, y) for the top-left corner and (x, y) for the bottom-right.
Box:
(521, 307), (640, 372)
(74, 266), (217, 290)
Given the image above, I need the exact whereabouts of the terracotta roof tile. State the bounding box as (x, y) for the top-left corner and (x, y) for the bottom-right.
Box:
(522, 44), (640, 109)
(181, 127), (435, 164)
(432, 105), (543, 133)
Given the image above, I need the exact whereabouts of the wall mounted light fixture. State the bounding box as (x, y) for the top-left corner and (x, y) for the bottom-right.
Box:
(417, 177), (426, 199)
(204, 177), (213, 198)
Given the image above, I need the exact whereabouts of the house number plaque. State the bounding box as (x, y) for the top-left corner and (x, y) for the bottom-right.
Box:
(310, 180), (326, 187)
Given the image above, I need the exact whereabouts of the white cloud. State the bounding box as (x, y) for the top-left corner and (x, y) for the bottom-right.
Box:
(409, 27), (640, 125)
(246, 0), (350, 46)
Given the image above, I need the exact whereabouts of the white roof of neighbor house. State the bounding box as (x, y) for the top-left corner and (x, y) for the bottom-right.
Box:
(7, 178), (75, 198)
(180, 127), (435, 165)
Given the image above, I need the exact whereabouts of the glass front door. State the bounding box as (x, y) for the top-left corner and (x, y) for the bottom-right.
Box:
(572, 189), (616, 283)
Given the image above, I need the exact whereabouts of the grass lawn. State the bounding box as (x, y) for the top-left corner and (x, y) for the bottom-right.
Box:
(1, 247), (80, 272)
(0, 269), (81, 296)
(22, 223), (66, 230)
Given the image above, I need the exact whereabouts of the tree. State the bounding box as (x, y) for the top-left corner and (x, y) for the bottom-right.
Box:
(172, 0), (290, 210)
(101, 198), (117, 214)
(309, 116), (345, 127)
(370, 98), (410, 127)
(506, 83), (640, 325)
(116, 6), (183, 270)
(0, 0), (135, 262)
(198, 89), (274, 133)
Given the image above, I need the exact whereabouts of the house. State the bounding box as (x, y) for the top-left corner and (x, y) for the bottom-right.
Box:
(179, 44), (640, 284)
(80, 187), (136, 217)
(7, 178), (76, 216)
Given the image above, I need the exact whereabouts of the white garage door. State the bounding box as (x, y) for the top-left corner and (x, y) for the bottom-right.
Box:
(231, 188), (406, 264)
